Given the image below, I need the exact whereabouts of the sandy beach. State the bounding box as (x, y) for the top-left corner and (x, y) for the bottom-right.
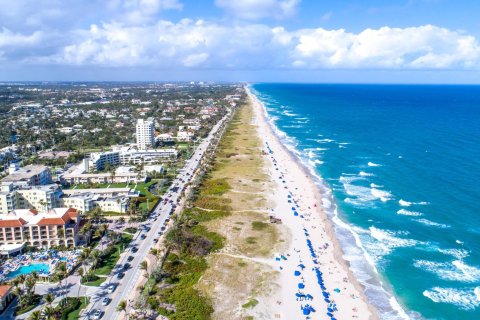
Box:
(247, 86), (378, 320)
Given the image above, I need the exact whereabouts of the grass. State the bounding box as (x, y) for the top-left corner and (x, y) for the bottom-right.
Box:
(242, 299), (259, 309)
(124, 227), (138, 234)
(251, 221), (268, 231)
(83, 276), (106, 286)
(93, 234), (132, 277)
(67, 297), (90, 320)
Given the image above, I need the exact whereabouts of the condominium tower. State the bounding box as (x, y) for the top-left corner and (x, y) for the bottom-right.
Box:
(135, 118), (155, 150)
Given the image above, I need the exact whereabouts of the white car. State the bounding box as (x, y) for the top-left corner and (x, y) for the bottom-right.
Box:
(91, 309), (103, 320)
(102, 297), (110, 306)
(107, 284), (116, 293)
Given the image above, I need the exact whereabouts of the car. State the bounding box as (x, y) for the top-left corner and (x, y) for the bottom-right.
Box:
(132, 247), (138, 253)
(91, 309), (103, 320)
(123, 263), (130, 270)
(140, 234), (146, 240)
(101, 297), (110, 306)
(117, 272), (125, 279)
(107, 284), (116, 293)
(160, 226), (166, 231)
(153, 238), (158, 243)
(165, 218), (170, 222)
(127, 255), (134, 262)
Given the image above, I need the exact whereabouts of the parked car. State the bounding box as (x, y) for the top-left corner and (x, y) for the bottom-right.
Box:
(107, 285), (116, 293)
(132, 247), (138, 253)
(140, 234), (146, 240)
(117, 272), (125, 279)
(127, 255), (134, 262)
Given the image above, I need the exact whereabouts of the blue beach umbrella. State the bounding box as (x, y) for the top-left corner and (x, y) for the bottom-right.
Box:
(298, 283), (305, 289)
(294, 271), (301, 276)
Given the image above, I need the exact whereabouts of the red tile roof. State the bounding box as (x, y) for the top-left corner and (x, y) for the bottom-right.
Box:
(0, 218), (27, 228)
(0, 285), (12, 297)
(37, 208), (78, 226)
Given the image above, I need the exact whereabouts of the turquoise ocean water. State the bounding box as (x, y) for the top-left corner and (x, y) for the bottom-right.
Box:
(251, 84), (480, 320)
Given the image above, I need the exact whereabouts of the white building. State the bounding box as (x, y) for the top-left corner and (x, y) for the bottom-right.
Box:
(136, 118), (155, 150)
(88, 151), (120, 171)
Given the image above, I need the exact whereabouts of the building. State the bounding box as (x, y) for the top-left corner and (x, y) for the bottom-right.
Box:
(136, 118), (155, 150)
(176, 131), (194, 142)
(1, 164), (52, 187)
(0, 184), (61, 214)
(60, 172), (144, 185)
(88, 151), (120, 171)
(119, 149), (177, 165)
(0, 285), (14, 312)
(0, 207), (81, 249)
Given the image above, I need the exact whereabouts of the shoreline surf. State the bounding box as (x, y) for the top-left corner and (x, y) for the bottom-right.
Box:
(247, 85), (412, 320)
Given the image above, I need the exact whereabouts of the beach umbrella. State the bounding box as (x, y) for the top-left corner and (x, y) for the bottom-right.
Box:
(322, 292), (330, 298)
(298, 283), (305, 289)
(298, 264), (305, 269)
(303, 309), (310, 315)
(328, 308), (334, 313)
(324, 298), (330, 303)
(294, 271), (301, 276)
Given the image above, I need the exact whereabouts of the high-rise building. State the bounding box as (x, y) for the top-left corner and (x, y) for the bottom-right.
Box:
(136, 118), (154, 150)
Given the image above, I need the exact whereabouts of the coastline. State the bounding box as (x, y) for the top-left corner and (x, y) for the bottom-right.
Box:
(247, 86), (379, 320)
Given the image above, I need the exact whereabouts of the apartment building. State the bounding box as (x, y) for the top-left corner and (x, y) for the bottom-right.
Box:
(88, 151), (120, 171)
(1, 164), (52, 187)
(0, 184), (61, 214)
(136, 118), (155, 150)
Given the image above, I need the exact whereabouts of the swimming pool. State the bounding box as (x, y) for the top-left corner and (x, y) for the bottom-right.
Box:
(5, 263), (50, 279)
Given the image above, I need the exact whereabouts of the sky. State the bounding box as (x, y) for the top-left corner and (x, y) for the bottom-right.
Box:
(1, 0), (480, 83)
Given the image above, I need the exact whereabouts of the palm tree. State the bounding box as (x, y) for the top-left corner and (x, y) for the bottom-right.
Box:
(38, 199), (47, 212)
(90, 250), (101, 271)
(43, 306), (56, 319)
(116, 299), (127, 313)
(44, 292), (55, 307)
(140, 260), (148, 278)
(28, 310), (42, 320)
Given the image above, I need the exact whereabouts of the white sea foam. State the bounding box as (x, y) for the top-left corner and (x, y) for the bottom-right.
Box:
(371, 188), (393, 202)
(359, 171), (374, 177)
(415, 218), (450, 229)
(413, 259), (480, 282)
(368, 162), (382, 167)
(281, 110), (298, 117)
(398, 199), (429, 207)
(356, 226), (419, 263)
(315, 138), (335, 143)
(423, 287), (480, 310)
(397, 209), (423, 217)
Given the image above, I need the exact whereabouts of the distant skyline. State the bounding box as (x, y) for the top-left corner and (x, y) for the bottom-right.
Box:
(1, 0), (480, 83)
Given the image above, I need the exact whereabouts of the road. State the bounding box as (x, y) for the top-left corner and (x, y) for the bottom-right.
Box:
(82, 112), (230, 320)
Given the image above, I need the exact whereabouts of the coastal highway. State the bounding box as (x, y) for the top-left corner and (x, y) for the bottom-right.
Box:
(82, 112), (230, 320)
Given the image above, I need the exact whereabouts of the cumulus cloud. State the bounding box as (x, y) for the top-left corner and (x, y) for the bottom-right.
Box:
(215, 0), (300, 20)
(36, 22), (479, 70)
(1, 3), (480, 72)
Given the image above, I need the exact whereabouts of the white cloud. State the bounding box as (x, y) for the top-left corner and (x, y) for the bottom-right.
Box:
(292, 25), (480, 69)
(215, 0), (300, 20)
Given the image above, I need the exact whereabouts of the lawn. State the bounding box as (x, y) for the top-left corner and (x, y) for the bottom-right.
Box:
(135, 181), (159, 211)
(67, 297), (90, 320)
(93, 234), (133, 277)
(83, 276), (107, 286)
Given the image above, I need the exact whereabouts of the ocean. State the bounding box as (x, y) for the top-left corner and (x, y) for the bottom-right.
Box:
(250, 84), (480, 320)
